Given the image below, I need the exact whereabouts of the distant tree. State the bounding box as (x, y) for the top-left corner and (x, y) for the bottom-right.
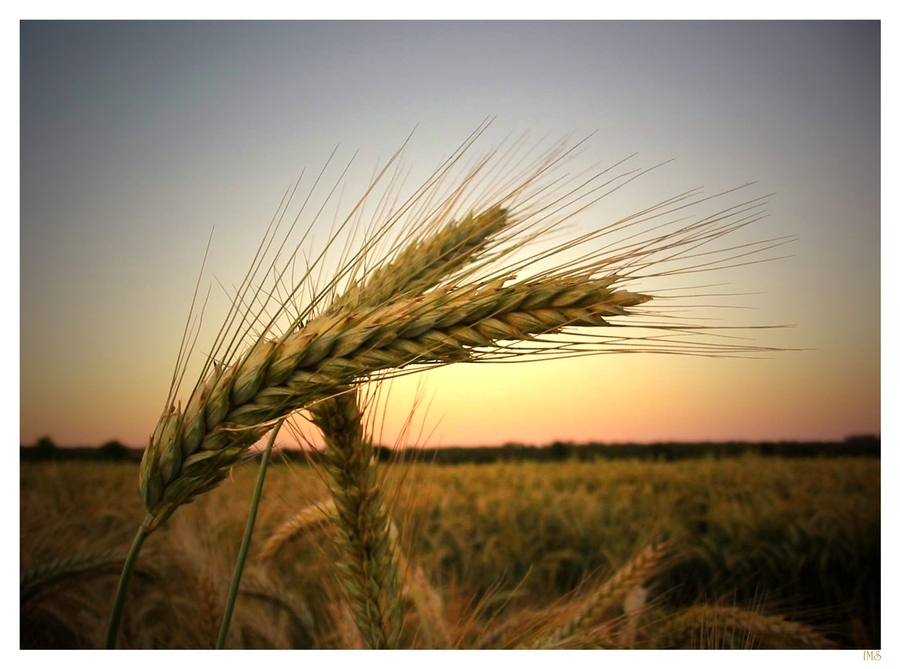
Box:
(34, 436), (57, 459)
(99, 440), (128, 460)
(373, 445), (393, 462)
(846, 434), (879, 445)
(549, 440), (573, 461)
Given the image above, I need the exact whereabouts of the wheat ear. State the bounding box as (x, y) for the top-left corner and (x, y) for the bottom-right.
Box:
(140, 132), (786, 532)
(21, 549), (129, 603)
(138, 204), (507, 532)
(260, 500), (450, 647)
(332, 205), (511, 310)
(259, 499), (337, 562)
(309, 388), (404, 649)
(527, 542), (669, 649)
(658, 604), (838, 649)
(140, 273), (649, 531)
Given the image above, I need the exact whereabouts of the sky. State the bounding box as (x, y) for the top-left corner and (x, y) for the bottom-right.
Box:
(18, 21), (881, 449)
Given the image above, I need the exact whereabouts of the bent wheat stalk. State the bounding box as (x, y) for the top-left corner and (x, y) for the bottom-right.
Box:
(259, 499), (338, 562)
(22, 549), (129, 604)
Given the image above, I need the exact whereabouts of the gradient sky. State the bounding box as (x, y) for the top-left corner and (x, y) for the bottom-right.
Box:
(19, 21), (881, 448)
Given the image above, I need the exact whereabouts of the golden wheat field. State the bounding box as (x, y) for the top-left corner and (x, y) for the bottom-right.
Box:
(20, 453), (879, 649)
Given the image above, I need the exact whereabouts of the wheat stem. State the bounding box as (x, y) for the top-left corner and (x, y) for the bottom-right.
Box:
(216, 417), (284, 649)
(104, 522), (149, 649)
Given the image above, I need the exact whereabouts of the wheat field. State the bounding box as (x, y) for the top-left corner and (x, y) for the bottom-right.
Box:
(20, 454), (878, 649)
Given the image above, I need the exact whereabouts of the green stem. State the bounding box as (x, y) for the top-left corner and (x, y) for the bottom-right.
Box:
(104, 519), (150, 649)
(216, 418), (284, 649)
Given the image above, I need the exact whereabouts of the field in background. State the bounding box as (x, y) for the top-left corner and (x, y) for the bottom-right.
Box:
(21, 454), (880, 649)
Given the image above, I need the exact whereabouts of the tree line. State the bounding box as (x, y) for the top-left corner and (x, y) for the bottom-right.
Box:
(21, 434), (880, 463)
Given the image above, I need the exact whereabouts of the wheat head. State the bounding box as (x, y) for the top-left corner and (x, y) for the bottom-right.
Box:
(308, 388), (403, 649)
(141, 274), (650, 530)
(528, 541), (669, 649)
(658, 604), (838, 649)
(259, 500), (337, 562)
(139, 128), (786, 532)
